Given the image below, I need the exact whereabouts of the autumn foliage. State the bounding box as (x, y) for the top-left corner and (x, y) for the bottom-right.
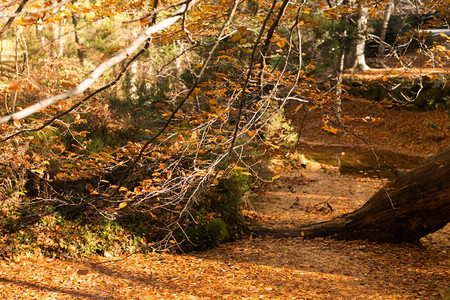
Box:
(0, 0), (449, 257)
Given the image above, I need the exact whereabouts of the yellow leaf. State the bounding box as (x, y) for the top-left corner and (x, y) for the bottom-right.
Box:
(295, 103), (304, 112)
(267, 143), (280, 149)
(239, 38), (248, 44)
(231, 33), (242, 42)
(119, 202), (127, 209)
(241, 172), (252, 176)
(272, 174), (280, 180)
(309, 105), (317, 111)
(31, 169), (45, 176)
(247, 130), (255, 137)
(233, 166), (245, 171)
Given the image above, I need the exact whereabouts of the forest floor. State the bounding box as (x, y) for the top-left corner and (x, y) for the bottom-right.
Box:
(0, 162), (448, 299)
(1, 92), (449, 298)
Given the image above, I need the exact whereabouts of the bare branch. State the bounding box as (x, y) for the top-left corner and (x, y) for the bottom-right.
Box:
(0, 0), (200, 125)
(111, 0), (241, 195)
(0, 39), (151, 142)
(0, 0), (29, 38)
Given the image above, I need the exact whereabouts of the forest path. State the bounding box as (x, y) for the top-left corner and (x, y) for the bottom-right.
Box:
(1, 161), (449, 299)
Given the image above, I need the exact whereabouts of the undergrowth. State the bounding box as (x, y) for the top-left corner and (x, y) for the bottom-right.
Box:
(0, 170), (263, 258)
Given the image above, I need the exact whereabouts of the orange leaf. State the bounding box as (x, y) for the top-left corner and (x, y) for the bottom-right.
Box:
(75, 43), (88, 50)
(86, 183), (94, 192)
(237, 26), (247, 34)
(77, 269), (89, 275)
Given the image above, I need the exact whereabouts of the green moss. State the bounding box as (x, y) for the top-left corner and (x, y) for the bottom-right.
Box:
(175, 218), (229, 252)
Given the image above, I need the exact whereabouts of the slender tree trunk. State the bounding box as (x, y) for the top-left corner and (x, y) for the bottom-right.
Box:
(57, 20), (67, 58)
(129, 60), (138, 101)
(36, 20), (47, 55)
(71, 2), (86, 66)
(352, 5), (370, 71)
(18, 27), (29, 76)
(258, 146), (450, 243)
(378, 0), (393, 58)
(50, 22), (59, 59)
(334, 30), (346, 119)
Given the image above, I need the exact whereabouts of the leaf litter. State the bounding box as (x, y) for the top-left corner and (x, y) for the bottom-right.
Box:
(1, 97), (449, 299)
(0, 159), (448, 299)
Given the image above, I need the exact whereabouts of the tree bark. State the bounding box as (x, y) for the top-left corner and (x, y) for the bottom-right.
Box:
(334, 29), (346, 119)
(377, 0), (393, 58)
(258, 146), (450, 243)
(71, 4), (86, 66)
(351, 5), (370, 71)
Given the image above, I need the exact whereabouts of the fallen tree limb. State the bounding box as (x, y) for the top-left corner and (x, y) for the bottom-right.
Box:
(257, 146), (450, 242)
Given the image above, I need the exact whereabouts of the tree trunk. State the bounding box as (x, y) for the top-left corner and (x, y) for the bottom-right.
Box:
(351, 5), (370, 71)
(71, 10), (86, 66)
(258, 146), (450, 242)
(334, 30), (347, 119)
(377, 0), (393, 58)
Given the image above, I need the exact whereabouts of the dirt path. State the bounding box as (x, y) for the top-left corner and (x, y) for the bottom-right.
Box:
(251, 162), (384, 229)
(1, 162), (448, 299)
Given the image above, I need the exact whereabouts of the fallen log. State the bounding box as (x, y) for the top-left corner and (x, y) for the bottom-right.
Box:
(257, 146), (450, 242)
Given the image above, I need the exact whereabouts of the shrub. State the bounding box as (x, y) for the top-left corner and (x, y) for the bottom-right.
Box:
(174, 173), (251, 252)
